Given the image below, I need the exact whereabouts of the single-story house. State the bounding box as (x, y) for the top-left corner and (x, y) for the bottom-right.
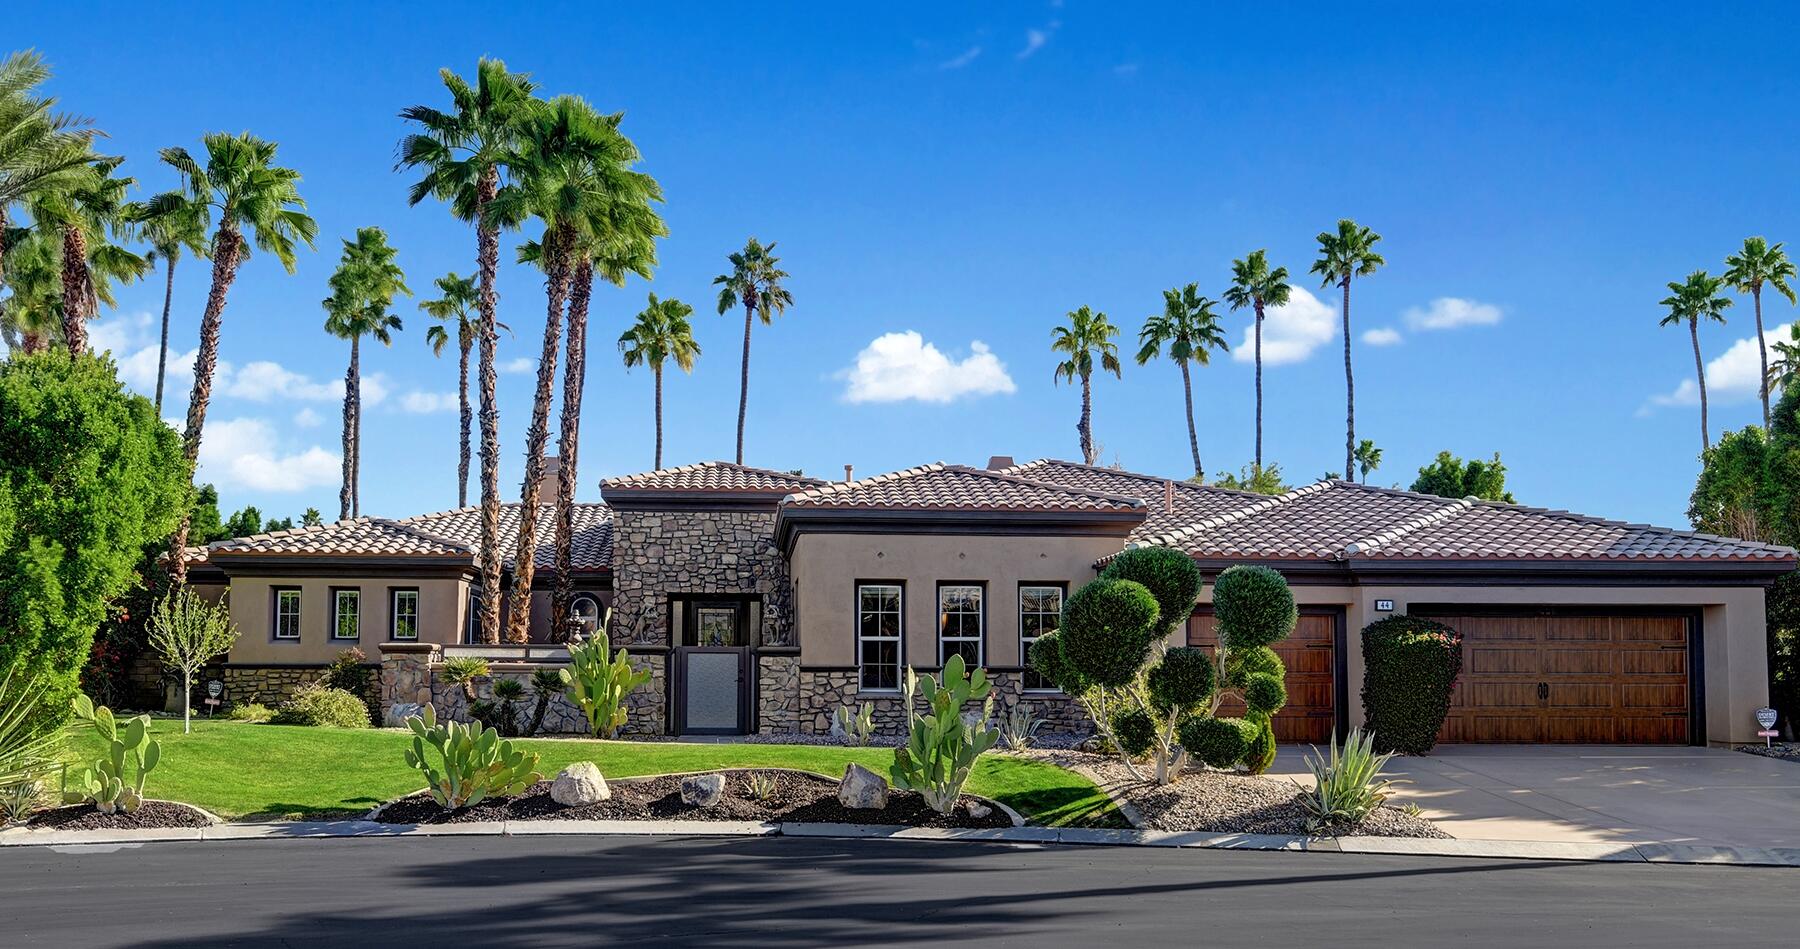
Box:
(183, 456), (1795, 745)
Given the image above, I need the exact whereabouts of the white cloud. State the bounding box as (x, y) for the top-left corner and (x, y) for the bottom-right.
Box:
(501, 357), (536, 374)
(1361, 327), (1403, 347)
(1017, 21), (1059, 60)
(401, 390), (459, 414)
(1648, 322), (1794, 408)
(1231, 286), (1337, 366)
(360, 373), (390, 408)
(194, 417), (340, 492)
(1403, 297), (1503, 331)
(837, 331), (1016, 404)
(225, 360), (342, 402)
(940, 46), (981, 69)
(293, 407), (322, 428)
(85, 311), (199, 398)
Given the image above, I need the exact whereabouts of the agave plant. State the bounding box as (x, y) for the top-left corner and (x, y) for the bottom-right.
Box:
(1295, 727), (1397, 834)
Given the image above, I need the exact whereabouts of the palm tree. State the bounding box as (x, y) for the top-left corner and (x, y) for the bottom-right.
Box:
(398, 58), (538, 644)
(1136, 283), (1228, 480)
(421, 272), (493, 508)
(621, 293), (699, 470)
(125, 186), (209, 412)
(1659, 270), (1734, 452)
(1051, 305), (1122, 465)
(0, 226), (61, 351)
(1354, 439), (1382, 484)
(1311, 220), (1385, 479)
(1722, 237), (1797, 429)
(26, 153), (148, 355)
(1223, 249), (1292, 470)
(161, 132), (317, 583)
(323, 227), (409, 520)
(713, 238), (793, 464)
(0, 50), (99, 294)
(1766, 322), (1800, 397)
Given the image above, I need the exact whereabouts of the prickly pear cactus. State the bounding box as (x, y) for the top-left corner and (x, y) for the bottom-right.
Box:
(888, 655), (1001, 815)
(62, 694), (160, 814)
(402, 704), (543, 811)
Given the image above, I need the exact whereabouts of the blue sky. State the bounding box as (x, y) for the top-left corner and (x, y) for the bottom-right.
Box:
(14, 2), (1800, 528)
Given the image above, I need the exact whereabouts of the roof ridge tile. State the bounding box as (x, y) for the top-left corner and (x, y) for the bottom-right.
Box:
(1341, 497), (1474, 559)
(1131, 480), (1331, 548)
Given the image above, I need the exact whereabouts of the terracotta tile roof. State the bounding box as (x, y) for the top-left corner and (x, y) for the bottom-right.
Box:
(1000, 459), (1271, 540)
(204, 503), (613, 571)
(781, 463), (1148, 514)
(601, 461), (827, 494)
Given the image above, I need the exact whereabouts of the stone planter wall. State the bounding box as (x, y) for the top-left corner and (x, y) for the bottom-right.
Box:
(789, 668), (1093, 737)
(757, 653), (801, 734)
(379, 642), (665, 736)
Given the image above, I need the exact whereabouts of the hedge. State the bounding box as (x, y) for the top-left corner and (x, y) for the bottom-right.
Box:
(1361, 615), (1463, 753)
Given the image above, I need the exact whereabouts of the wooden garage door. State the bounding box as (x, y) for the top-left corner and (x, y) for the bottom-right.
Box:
(1188, 608), (1339, 744)
(1418, 612), (1691, 744)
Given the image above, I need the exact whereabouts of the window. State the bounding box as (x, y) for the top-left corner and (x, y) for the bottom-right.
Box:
(938, 584), (984, 668)
(391, 589), (419, 640)
(857, 583), (903, 691)
(273, 588), (302, 640)
(570, 594), (602, 638)
(1019, 584), (1064, 691)
(332, 588), (360, 640)
(465, 593), (481, 644)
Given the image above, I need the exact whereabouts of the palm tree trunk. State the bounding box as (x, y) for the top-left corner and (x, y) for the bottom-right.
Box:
(1690, 318), (1709, 452)
(505, 231), (573, 644)
(340, 336), (358, 520)
(653, 363), (665, 470)
(60, 225), (90, 356)
(457, 336), (471, 508)
(155, 255), (176, 413)
(167, 226), (245, 584)
(1254, 301), (1265, 470)
(1179, 360), (1201, 480)
(475, 167), (504, 644)
(1342, 277), (1355, 480)
(550, 259), (594, 643)
(1754, 287), (1770, 429)
(1079, 370), (1095, 464)
(736, 299), (754, 464)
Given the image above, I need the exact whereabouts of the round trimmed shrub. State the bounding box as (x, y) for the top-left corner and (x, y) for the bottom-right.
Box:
(1361, 615), (1463, 754)
(1028, 632), (1086, 693)
(1111, 707), (1157, 757)
(1147, 647), (1216, 713)
(270, 684), (371, 728)
(1212, 565), (1297, 650)
(1225, 645), (1285, 688)
(1100, 546), (1202, 631)
(1059, 578), (1160, 687)
(1243, 717), (1277, 774)
(1242, 671), (1287, 716)
(1178, 715), (1258, 768)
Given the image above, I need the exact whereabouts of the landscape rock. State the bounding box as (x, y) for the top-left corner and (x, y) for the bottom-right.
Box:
(550, 762), (611, 806)
(384, 703), (425, 728)
(680, 773), (725, 807)
(965, 801), (992, 820)
(838, 763), (889, 810)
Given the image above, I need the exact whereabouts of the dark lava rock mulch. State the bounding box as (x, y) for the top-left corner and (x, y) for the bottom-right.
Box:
(1739, 742), (1800, 763)
(373, 769), (1011, 829)
(25, 800), (214, 831)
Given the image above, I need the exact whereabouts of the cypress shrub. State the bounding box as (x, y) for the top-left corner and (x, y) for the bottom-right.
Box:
(1057, 579), (1160, 687)
(1146, 646), (1215, 714)
(1099, 546), (1203, 631)
(1213, 565), (1297, 650)
(1361, 616), (1463, 753)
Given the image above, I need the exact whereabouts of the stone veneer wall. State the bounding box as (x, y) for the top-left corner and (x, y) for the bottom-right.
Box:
(379, 643), (665, 735)
(609, 507), (795, 648)
(791, 668), (1092, 737)
(757, 653), (801, 734)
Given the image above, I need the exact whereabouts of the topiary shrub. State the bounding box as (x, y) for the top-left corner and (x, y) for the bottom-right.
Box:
(1242, 672), (1287, 716)
(1099, 546), (1203, 630)
(1058, 579), (1160, 687)
(271, 683), (372, 728)
(1147, 647), (1214, 713)
(1226, 645), (1285, 688)
(1212, 565), (1298, 650)
(1361, 615), (1463, 754)
(1179, 715), (1257, 768)
(1243, 718), (1277, 774)
(1110, 707), (1156, 757)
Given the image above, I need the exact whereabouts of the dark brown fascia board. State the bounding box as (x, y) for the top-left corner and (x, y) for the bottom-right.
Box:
(1159, 555), (1794, 587)
(208, 555), (481, 580)
(601, 489), (787, 513)
(778, 507), (1146, 555)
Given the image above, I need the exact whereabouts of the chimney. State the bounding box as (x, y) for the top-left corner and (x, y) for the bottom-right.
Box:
(843, 464), (854, 482)
(537, 455), (563, 505)
(1163, 479), (1175, 509)
(986, 455), (1015, 471)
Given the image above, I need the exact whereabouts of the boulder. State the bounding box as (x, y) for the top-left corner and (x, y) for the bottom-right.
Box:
(965, 801), (993, 820)
(383, 703), (425, 728)
(550, 762), (610, 806)
(680, 773), (726, 807)
(838, 763), (889, 810)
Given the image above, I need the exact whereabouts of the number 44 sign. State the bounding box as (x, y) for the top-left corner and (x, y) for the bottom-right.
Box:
(1756, 707), (1779, 746)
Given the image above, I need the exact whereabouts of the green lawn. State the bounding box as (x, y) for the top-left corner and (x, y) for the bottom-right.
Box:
(62, 719), (1123, 827)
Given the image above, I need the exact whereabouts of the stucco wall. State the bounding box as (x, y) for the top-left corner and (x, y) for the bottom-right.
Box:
(226, 575), (470, 665)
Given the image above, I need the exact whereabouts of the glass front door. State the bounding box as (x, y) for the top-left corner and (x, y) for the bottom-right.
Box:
(675, 598), (753, 734)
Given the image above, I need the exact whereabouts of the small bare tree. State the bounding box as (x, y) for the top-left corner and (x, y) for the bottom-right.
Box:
(147, 588), (239, 733)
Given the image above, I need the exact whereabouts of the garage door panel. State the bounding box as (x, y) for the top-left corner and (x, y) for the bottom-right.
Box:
(1622, 650), (1686, 676)
(1625, 718), (1688, 744)
(1616, 617), (1686, 643)
(1544, 617), (1612, 641)
(1468, 648), (1537, 674)
(1459, 616), (1542, 640)
(1622, 683), (1687, 709)
(1466, 682), (1540, 708)
(1547, 683), (1614, 708)
(1283, 645), (1334, 676)
(1543, 649), (1615, 675)
(1551, 716), (1621, 742)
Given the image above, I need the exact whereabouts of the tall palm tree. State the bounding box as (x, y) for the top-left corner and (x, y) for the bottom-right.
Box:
(0, 50), (99, 294)
(1659, 270), (1734, 452)
(1354, 439), (1382, 484)
(621, 293), (699, 470)
(27, 154), (147, 355)
(0, 226), (61, 352)
(161, 132), (317, 583)
(713, 238), (792, 464)
(1223, 249), (1292, 469)
(1766, 322), (1800, 398)
(1051, 305), (1122, 465)
(1722, 237), (1797, 429)
(1136, 283), (1229, 480)
(323, 227), (409, 520)
(125, 185), (209, 412)
(421, 272), (491, 508)
(1311, 220), (1385, 479)
(398, 58), (538, 644)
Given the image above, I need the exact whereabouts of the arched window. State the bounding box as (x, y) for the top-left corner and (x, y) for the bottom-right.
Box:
(570, 594), (602, 638)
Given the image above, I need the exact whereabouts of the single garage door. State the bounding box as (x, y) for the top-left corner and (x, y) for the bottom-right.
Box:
(1189, 607), (1340, 744)
(1416, 610), (1693, 744)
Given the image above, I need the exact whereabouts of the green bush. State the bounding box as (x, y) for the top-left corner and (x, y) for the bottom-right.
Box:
(1243, 717), (1277, 774)
(1361, 615), (1463, 754)
(1110, 707), (1156, 757)
(1099, 546), (1202, 631)
(321, 647), (372, 696)
(1212, 565), (1297, 650)
(1027, 632), (1086, 693)
(1057, 579), (1160, 687)
(1225, 644), (1285, 687)
(1146, 646), (1215, 713)
(271, 684), (371, 728)
(225, 702), (273, 723)
(1242, 672), (1287, 715)
(1179, 716), (1258, 768)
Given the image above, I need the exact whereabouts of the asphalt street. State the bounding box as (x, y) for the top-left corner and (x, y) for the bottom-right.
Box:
(1, 834), (1791, 947)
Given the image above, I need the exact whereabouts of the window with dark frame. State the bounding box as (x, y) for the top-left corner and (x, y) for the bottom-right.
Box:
(273, 588), (302, 640)
(857, 583), (903, 691)
(391, 589), (419, 640)
(938, 583), (984, 668)
(1019, 584), (1064, 690)
(332, 588), (360, 640)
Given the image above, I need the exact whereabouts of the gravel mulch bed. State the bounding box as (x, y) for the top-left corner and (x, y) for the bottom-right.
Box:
(1028, 749), (1447, 839)
(706, 731), (1092, 750)
(372, 769), (1011, 829)
(1739, 742), (1800, 762)
(24, 800), (214, 831)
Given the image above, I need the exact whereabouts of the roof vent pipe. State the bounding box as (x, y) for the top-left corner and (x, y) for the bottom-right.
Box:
(844, 464), (854, 482)
(1164, 479), (1175, 509)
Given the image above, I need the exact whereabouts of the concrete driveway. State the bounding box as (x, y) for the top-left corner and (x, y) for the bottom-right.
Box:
(1269, 745), (1800, 848)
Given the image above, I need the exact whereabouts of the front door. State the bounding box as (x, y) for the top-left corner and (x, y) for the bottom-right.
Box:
(674, 600), (751, 735)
